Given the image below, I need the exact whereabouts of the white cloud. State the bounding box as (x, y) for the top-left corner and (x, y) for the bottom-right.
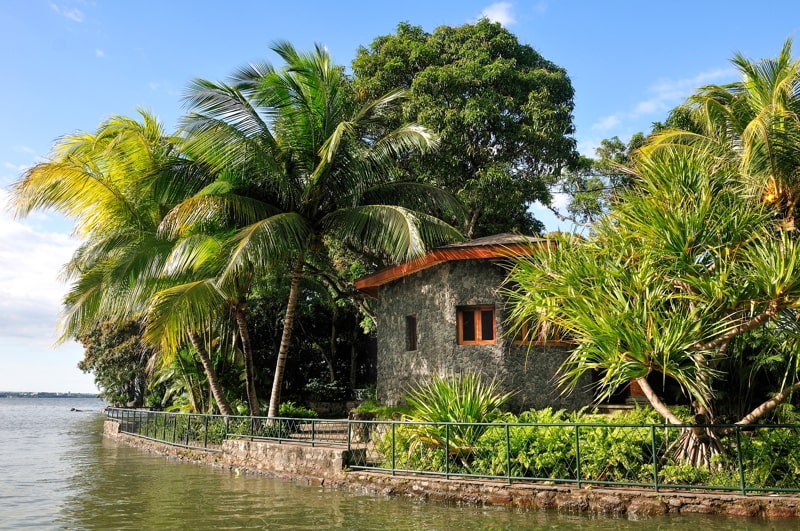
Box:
(590, 66), (737, 134)
(550, 191), (570, 211)
(591, 115), (621, 132)
(49, 2), (85, 23)
(3, 162), (29, 175)
(0, 190), (79, 341)
(479, 2), (516, 26)
(13, 146), (35, 155)
(95, 49), (105, 58)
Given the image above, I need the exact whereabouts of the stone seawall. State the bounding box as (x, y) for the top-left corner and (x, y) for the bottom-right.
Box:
(103, 420), (800, 519)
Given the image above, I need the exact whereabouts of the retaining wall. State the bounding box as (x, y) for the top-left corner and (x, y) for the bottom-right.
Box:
(103, 420), (800, 519)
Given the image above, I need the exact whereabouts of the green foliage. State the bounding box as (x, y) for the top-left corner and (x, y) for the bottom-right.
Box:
(279, 401), (318, 419)
(353, 399), (413, 419)
(401, 373), (512, 467)
(353, 20), (577, 237)
(555, 134), (642, 224)
(77, 320), (154, 407)
(506, 142), (800, 426)
(375, 406), (800, 490)
(303, 378), (350, 402)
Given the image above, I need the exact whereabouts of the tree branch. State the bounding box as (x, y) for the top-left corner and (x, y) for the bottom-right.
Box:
(636, 377), (684, 425)
(545, 204), (592, 228)
(734, 380), (800, 426)
(695, 300), (782, 351)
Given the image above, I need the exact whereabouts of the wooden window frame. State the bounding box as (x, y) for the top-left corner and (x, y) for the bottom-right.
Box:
(513, 321), (573, 347)
(457, 305), (496, 345)
(405, 314), (418, 351)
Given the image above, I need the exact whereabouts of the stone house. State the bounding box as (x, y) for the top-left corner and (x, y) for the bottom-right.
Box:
(355, 233), (592, 412)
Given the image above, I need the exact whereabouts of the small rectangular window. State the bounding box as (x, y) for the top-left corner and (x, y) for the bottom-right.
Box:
(405, 315), (417, 351)
(514, 320), (572, 346)
(457, 305), (495, 345)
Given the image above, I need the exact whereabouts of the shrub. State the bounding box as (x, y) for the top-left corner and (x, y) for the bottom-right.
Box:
(279, 401), (318, 419)
(401, 373), (512, 468)
(304, 379), (349, 402)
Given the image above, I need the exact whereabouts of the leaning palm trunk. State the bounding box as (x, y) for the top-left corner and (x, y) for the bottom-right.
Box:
(636, 378), (725, 468)
(188, 330), (233, 416)
(267, 256), (304, 418)
(233, 307), (260, 416)
(668, 424), (724, 469)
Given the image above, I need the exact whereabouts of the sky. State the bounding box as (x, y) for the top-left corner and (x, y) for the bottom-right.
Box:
(1, 1), (798, 393)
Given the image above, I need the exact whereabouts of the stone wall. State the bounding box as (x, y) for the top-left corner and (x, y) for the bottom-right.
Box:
(375, 259), (591, 411)
(103, 420), (360, 486)
(104, 421), (800, 519)
(346, 472), (800, 518)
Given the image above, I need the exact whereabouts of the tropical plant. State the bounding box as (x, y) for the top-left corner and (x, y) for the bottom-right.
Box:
(505, 144), (800, 467)
(11, 111), (237, 415)
(402, 372), (512, 466)
(647, 38), (800, 226)
(173, 42), (462, 418)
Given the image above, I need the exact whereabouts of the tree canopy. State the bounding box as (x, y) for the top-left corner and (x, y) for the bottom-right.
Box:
(352, 20), (578, 237)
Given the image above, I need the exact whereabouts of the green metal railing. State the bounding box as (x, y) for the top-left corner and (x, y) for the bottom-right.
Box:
(105, 408), (800, 495)
(105, 408), (351, 452)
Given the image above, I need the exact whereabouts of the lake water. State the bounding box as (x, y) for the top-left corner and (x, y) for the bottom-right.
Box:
(0, 397), (796, 530)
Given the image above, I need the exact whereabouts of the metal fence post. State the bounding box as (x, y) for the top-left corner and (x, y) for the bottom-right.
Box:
(312, 419), (316, 447)
(506, 423), (512, 485)
(575, 424), (582, 488)
(391, 422), (396, 476)
(736, 426), (746, 495)
(445, 424), (450, 479)
(651, 425), (659, 492)
(186, 415), (192, 446)
(204, 415), (209, 449)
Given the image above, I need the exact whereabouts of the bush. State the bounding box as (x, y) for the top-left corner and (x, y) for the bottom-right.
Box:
(304, 379), (350, 401)
(279, 401), (318, 419)
(389, 373), (512, 469)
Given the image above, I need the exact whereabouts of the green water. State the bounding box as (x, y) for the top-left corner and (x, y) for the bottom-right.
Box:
(0, 398), (796, 530)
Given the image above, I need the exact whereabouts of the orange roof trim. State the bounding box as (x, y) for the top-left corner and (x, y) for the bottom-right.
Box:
(355, 235), (549, 298)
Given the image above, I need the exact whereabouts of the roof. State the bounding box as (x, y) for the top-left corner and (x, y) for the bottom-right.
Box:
(354, 233), (548, 297)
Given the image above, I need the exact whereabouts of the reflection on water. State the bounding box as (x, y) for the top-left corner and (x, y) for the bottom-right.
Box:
(0, 398), (797, 530)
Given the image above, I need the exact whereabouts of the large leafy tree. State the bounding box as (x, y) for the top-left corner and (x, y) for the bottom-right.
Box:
(506, 146), (800, 466)
(553, 134), (644, 225)
(352, 20), (578, 237)
(77, 320), (153, 406)
(174, 42), (461, 417)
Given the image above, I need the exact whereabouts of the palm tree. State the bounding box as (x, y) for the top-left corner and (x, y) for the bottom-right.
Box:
(646, 38), (800, 225)
(505, 146), (800, 467)
(174, 42), (463, 417)
(11, 111), (237, 415)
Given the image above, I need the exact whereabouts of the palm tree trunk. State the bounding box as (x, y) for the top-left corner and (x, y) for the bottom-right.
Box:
(267, 255), (304, 418)
(233, 306), (260, 416)
(188, 330), (233, 416)
(349, 322), (358, 390)
(637, 377), (723, 467)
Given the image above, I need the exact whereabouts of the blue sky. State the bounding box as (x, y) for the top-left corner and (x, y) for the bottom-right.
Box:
(1, 1), (798, 393)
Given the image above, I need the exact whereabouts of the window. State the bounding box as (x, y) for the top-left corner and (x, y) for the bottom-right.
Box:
(405, 315), (417, 351)
(514, 320), (571, 346)
(457, 305), (495, 345)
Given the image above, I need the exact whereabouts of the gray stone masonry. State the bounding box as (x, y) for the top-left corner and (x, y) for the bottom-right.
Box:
(375, 259), (591, 411)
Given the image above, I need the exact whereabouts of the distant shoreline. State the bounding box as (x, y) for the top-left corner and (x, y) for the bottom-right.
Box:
(0, 392), (99, 398)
